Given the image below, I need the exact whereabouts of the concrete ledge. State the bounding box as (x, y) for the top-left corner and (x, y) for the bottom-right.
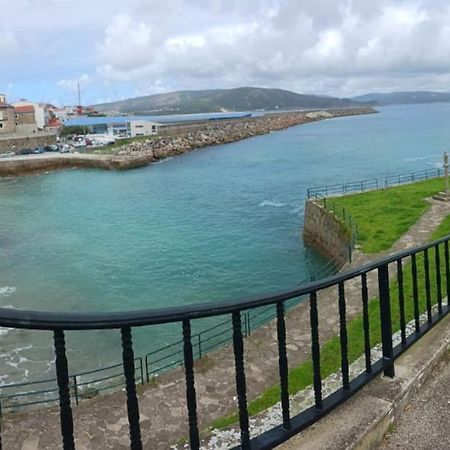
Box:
(0, 153), (151, 176)
(278, 312), (450, 450)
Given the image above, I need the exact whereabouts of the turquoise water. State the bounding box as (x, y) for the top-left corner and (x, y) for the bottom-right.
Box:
(1, 103), (450, 383)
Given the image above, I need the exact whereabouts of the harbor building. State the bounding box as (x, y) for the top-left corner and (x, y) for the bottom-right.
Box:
(65, 117), (159, 138)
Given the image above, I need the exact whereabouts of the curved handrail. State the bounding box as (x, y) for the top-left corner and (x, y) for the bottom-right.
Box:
(0, 234), (448, 330)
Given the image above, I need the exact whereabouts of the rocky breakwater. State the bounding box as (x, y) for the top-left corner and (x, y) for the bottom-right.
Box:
(117, 107), (377, 161)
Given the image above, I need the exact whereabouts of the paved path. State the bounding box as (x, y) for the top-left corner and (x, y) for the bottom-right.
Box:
(2, 198), (450, 449)
(381, 349), (450, 450)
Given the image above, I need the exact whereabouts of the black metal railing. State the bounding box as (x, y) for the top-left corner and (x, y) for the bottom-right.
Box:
(0, 235), (449, 449)
(307, 167), (442, 199)
(0, 255), (343, 413)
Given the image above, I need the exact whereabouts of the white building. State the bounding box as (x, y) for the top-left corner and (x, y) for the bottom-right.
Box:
(67, 118), (159, 138)
(129, 120), (158, 137)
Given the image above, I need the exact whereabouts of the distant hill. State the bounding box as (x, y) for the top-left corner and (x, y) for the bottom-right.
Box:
(352, 91), (450, 106)
(94, 87), (368, 115)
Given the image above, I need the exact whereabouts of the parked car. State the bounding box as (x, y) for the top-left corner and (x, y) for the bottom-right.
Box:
(44, 145), (59, 152)
(17, 148), (34, 155)
(33, 146), (45, 154)
(58, 144), (71, 153)
(0, 152), (15, 158)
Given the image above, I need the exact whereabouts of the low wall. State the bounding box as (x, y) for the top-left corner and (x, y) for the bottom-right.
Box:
(0, 134), (57, 153)
(0, 154), (150, 177)
(303, 199), (352, 266)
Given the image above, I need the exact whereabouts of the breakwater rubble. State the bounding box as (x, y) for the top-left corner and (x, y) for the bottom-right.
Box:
(117, 107), (377, 161)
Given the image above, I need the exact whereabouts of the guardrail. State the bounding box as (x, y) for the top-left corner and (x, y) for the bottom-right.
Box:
(0, 256), (343, 413)
(0, 236), (449, 449)
(307, 167), (443, 199)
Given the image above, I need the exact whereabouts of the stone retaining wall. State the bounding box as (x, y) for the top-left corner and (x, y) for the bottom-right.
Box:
(303, 199), (352, 266)
(0, 134), (57, 153)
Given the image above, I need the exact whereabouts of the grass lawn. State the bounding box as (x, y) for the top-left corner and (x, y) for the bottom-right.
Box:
(330, 178), (445, 253)
(211, 178), (450, 430)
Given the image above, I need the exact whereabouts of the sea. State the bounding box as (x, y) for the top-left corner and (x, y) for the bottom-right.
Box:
(1, 102), (450, 387)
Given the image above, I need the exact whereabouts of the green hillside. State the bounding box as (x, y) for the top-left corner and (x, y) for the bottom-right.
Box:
(94, 87), (367, 115)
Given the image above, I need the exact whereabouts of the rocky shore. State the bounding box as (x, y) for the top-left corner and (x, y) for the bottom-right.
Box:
(116, 107), (377, 160)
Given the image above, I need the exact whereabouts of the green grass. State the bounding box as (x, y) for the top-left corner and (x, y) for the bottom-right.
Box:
(330, 178), (445, 253)
(431, 214), (450, 241)
(88, 135), (157, 155)
(211, 188), (450, 430)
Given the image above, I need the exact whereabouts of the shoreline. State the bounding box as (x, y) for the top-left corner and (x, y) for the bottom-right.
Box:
(115, 106), (377, 160)
(0, 107), (376, 177)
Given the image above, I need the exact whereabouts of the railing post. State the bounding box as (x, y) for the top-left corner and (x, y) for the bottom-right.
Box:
(121, 327), (142, 450)
(73, 376), (79, 406)
(0, 396), (3, 450)
(53, 329), (75, 450)
(198, 334), (202, 359)
(145, 355), (150, 383)
(378, 265), (395, 378)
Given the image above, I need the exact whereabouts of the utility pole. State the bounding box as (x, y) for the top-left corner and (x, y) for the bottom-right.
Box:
(77, 82), (81, 108)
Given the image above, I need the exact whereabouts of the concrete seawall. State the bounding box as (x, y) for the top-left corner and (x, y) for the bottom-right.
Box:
(0, 153), (150, 177)
(303, 199), (352, 266)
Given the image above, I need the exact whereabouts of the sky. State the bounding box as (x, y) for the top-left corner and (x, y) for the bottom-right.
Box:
(2, 0), (450, 106)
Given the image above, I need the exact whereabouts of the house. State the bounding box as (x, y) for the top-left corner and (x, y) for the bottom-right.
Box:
(0, 94), (16, 134)
(11, 100), (49, 130)
(14, 105), (37, 133)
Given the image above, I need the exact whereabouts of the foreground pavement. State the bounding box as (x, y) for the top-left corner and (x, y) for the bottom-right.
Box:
(381, 349), (450, 450)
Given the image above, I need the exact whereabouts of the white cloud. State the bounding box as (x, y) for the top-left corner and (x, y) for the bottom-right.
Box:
(0, 29), (18, 54)
(57, 74), (92, 92)
(3, 0), (450, 102)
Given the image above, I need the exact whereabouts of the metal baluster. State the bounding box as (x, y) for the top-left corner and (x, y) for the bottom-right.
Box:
(0, 396), (3, 450)
(378, 265), (395, 377)
(396, 260), (407, 345)
(309, 292), (323, 408)
(232, 311), (250, 449)
(53, 329), (75, 450)
(411, 254), (420, 333)
(361, 273), (372, 372)
(182, 320), (200, 449)
(445, 241), (450, 306)
(338, 282), (350, 390)
(276, 302), (291, 429)
(424, 249), (432, 323)
(121, 327), (142, 450)
(436, 244), (443, 315)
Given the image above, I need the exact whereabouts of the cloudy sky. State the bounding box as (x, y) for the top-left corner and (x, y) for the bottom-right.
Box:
(2, 0), (450, 105)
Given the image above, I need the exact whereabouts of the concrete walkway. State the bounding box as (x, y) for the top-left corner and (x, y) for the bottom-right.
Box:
(381, 349), (450, 449)
(1, 198), (450, 449)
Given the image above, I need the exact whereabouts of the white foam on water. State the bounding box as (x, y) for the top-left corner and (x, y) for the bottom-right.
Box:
(0, 286), (16, 297)
(258, 200), (286, 208)
(155, 156), (174, 164)
(403, 156), (430, 162)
